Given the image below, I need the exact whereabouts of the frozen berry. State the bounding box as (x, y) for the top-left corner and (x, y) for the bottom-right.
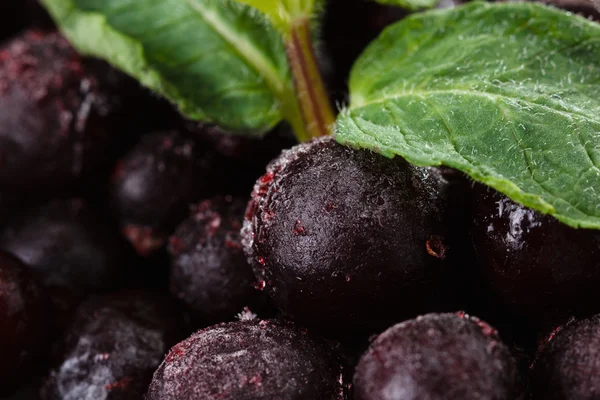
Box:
(0, 31), (129, 192)
(470, 185), (600, 323)
(41, 291), (184, 400)
(0, 199), (130, 317)
(146, 319), (348, 400)
(531, 314), (600, 399)
(168, 196), (260, 325)
(0, 251), (49, 394)
(242, 136), (450, 338)
(110, 131), (214, 256)
(354, 312), (524, 400)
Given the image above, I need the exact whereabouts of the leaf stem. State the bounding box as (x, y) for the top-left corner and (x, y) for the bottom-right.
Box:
(285, 17), (335, 140)
(280, 85), (310, 142)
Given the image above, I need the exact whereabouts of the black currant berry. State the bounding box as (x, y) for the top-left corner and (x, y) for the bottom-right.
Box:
(242, 136), (450, 338)
(471, 184), (600, 323)
(0, 251), (49, 394)
(41, 291), (184, 400)
(0, 31), (128, 193)
(110, 130), (214, 256)
(146, 319), (348, 400)
(531, 314), (600, 400)
(168, 196), (261, 325)
(354, 312), (524, 400)
(0, 199), (130, 317)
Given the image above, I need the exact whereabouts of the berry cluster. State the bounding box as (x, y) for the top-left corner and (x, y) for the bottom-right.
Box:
(1, 1), (600, 400)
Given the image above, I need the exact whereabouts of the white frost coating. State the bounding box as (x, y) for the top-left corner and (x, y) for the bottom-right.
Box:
(496, 199), (505, 218)
(504, 201), (542, 250)
(383, 376), (417, 400)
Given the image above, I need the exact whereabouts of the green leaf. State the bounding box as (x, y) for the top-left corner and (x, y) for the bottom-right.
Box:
(373, 0), (440, 11)
(337, 2), (600, 229)
(235, 0), (289, 32)
(235, 0), (323, 34)
(41, 0), (293, 134)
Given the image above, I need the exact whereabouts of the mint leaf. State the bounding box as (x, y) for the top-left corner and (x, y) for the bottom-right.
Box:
(235, 0), (325, 37)
(338, 2), (600, 229)
(374, 0), (440, 11)
(235, 0), (321, 31)
(41, 0), (292, 134)
(235, 0), (288, 32)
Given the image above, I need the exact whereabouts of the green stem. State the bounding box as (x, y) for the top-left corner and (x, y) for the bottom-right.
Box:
(280, 85), (310, 142)
(285, 17), (335, 140)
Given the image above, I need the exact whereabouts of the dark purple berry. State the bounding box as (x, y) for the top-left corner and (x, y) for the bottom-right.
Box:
(0, 251), (49, 393)
(40, 291), (184, 400)
(354, 312), (524, 400)
(109, 131), (213, 256)
(531, 315), (600, 399)
(168, 196), (260, 325)
(242, 136), (450, 338)
(0, 31), (127, 192)
(470, 185), (600, 323)
(146, 319), (348, 400)
(0, 199), (130, 317)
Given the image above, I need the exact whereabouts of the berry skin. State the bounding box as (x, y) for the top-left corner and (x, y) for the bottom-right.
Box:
(0, 31), (126, 192)
(242, 136), (450, 338)
(0, 199), (130, 318)
(354, 312), (524, 400)
(470, 185), (600, 323)
(146, 319), (348, 400)
(531, 314), (600, 400)
(0, 251), (49, 394)
(110, 130), (213, 256)
(168, 196), (261, 325)
(41, 291), (184, 400)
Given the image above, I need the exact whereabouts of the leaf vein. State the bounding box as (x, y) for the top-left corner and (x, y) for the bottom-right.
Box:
(185, 0), (286, 99)
(496, 100), (589, 216)
(354, 89), (599, 123)
(416, 95), (475, 166)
